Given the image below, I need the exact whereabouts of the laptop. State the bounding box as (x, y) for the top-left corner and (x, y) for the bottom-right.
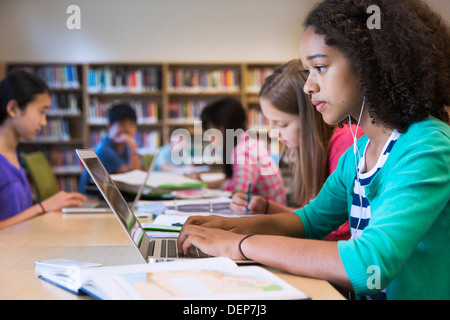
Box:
(76, 149), (212, 263)
(62, 149), (160, 213)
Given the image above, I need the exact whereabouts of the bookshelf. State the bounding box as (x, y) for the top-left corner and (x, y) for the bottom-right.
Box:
(2, 62), (281, 191)
(85, 63), (164, 156)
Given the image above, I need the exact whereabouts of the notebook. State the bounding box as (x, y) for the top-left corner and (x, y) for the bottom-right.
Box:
(62, 149), (160, 213)
(76, 149), (230, 263)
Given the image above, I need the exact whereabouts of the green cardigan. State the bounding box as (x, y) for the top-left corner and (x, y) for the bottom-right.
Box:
(294, 116), (450, 299)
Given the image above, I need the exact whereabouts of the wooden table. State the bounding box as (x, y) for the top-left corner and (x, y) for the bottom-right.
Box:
(0, 212), (344, 300)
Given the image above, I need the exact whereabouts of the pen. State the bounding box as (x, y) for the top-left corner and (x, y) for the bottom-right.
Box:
(246, 182), (251, 213)
(172, 222), (184, 227)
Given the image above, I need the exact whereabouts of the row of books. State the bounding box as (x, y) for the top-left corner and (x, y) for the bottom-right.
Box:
(57, 176), (79, 193)
(89, 129), (107, 147)
(167, 68), (240, 92)
(48, 148), (81, 172)
(37, 119), (71, 142)
(48, 93), (81, 116)
(88, 66), (160, 93)
(88, 98), (160, 125)
(135, 130), (161, 154)
(89, 129), (161, 154)
(168, 100), (206, 121)
(11, 65), (80, 89)
(246, 67), (274, 93)
(10, 64), (275, 93)
(247, 108), (269, 127)
(134, 101), (159, 124)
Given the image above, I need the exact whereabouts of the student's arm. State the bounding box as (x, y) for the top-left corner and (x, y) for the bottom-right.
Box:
(0, 191), (86, 230)
(178, 147), (352, 289)
(179, 212), (305, 237)
(240, 234), (351, 290)
(177, 213), (352, 290)
(0, 204), (44, 229)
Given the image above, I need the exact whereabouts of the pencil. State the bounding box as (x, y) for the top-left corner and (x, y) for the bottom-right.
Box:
(246, 182), (251, 213)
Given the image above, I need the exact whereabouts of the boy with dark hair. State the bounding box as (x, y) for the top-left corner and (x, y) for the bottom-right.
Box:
(78, 102), (140, 194)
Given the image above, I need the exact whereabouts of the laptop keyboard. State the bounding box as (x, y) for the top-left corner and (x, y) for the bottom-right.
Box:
(150, 239), (210, 258)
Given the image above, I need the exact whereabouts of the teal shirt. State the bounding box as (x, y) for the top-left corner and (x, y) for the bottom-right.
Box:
(294, 116), (450, 299)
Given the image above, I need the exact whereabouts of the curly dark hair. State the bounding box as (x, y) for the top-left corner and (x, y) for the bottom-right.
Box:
(304, 0), (450, 132)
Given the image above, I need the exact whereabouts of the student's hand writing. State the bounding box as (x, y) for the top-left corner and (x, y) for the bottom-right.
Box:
(230, 192), (267, 214)
(177, 224), (246, 260)
(41, 191), (87, 212)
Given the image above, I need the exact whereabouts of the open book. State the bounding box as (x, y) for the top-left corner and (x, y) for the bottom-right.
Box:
(111, 170), (206, 194)
(35, 257), (308, 300)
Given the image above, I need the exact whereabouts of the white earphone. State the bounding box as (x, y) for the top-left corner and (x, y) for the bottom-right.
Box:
(348, 97), (365, 239)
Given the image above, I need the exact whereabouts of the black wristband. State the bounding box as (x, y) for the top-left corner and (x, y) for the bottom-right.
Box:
(38, 202), (46, 215)
(238, 233), (256, 260)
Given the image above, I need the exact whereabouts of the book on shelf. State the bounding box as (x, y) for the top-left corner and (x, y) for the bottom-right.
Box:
(246, 67), (275, 93)
(168, 100), (206, 122)
(57, 176), (78, 192)
(35, 257), (308, 300)
(89, 129), (107, 147)
(136, 130), (161, 155)
(135, 101), (159, 124)
(247, 108), (269, 128)
(48, 92), (80, 116)
(37, 119), (71, 142)
(88, 65), (160, 93)
(88, 97), (108, 125)
(10, 65), (80, 89)
(90, 130), (160, 151)
(168, 68), (240, 93)
(88, 97), (159, 125)
(49, 148), (82, 172)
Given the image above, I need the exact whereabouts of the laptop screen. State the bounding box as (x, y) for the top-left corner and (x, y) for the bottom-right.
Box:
(78, 151), (151, 262)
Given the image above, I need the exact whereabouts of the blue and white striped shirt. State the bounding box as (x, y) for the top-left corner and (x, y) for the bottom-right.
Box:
(350, 130), (401, 300)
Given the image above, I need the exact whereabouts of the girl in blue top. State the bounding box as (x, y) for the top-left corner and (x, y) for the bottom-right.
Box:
(177, 0), (450, 299)
(0, 71), (86, 229)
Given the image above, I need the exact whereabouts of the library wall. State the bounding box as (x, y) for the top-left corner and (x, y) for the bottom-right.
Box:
(0, 0), (315, 62)
(1, 0), (447, 62)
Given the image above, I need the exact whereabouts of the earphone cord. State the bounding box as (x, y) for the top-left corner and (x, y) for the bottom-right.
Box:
(348, 97), (365, 240)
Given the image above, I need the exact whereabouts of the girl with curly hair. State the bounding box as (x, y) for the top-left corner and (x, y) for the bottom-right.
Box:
(229, 59), (364, 241)
(177, 0), (449, 300)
